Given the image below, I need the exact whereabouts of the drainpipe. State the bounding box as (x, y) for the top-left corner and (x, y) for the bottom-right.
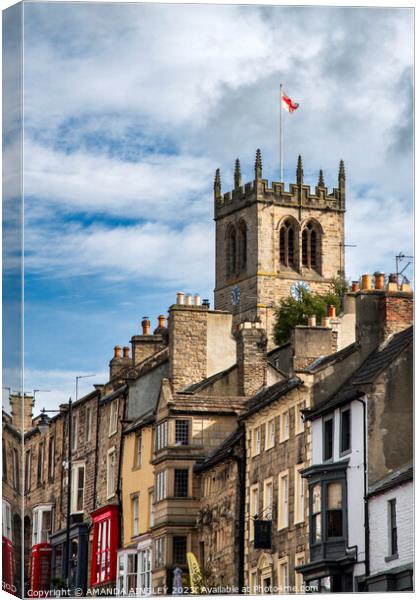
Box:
(355, 396), (370, 580)
(93, 392), (100, 508)
(232, 425), (245, 593)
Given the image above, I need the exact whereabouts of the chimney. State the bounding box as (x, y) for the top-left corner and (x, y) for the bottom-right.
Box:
(109, 345), (131, 379)
(355, 272), (413, 347)
(292, 324), (334, 371)
(235, 321), (267, 396)
(131, 315), (168, 365)
(10, 393), (34, 433)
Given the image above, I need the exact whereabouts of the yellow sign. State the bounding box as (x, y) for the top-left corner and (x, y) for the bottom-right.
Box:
(187, 552), (204, 594)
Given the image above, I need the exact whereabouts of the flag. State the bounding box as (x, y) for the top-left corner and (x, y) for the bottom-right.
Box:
(187, 552), (205, 594)
(281, 90), (299, 113)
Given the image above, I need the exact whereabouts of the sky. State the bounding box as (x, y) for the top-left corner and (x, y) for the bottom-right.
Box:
(2, 2), (414, 412)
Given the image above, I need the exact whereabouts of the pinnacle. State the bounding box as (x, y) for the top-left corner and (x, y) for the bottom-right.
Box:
(234, 159), (242, 188)
(255, 149), (262, 179)
(318, 169), (325, 187)
(296, 155), (303, 184)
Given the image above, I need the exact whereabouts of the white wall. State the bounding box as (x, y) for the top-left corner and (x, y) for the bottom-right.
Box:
(369, 481), (413, 575)
(311, 398), (366, 577)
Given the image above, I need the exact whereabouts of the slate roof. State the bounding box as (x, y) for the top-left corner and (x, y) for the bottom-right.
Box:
(171, 394), (247, 415)
(123, 410), (155, 435)
(240, 376), (302, 420)
(302, 341), (360, 373)
(306, 326), (413, 420)
(181, 365), (237, 394)
(194, 426), (243, 472)
(368, 463), (413, 497)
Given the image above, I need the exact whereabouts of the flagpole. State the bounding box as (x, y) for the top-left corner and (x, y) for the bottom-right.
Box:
(280, 82), (284, 182)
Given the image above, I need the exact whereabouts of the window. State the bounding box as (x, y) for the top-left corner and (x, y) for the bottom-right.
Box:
(278, 558), (289, 594)
(148, 489), (154, 528)
(154, 537), (165, 568)
(280, 410), (289, 442)
(326, 482), (343, 538)
(36, 443), (44, 485)
(265, 419), (275, 450)
(138, 547), (152, 594)
(134, 432), (142, 468)
(249, 484), (259, 540)
(295, 402), (305, 434)
(107, 448), (116, 498)
(252, 426), (261, 456)
(132, 495), (139, 537)
(295, 554), (305, 592)
(323, 417), (334, 461)
(173, 536), (187, 565)
(278, 472), (289, 530)
(156, 421), (168, 451)
(90, 505), (119, 586)
(85, 406), (93, 443)
(156, 471), (167, 502)
(311, 484), (321, 544)
(388, 498), (398, 557)
(71, 463), (85, 513)
(12, 447), (20, 491)
(175, 420), (189, 446)
(340, 408), (351, 454)
(302, 222), (319, 270)
(174, 469), (189, 497)
(32, 506), (52, 545)
(2, 500), (12, 541)
(48, 436), (55, 480)
(71, 413), (78, 451)
(25, 449), (31, 492)
(109, 399), (119, 436)
(117, 550), (138, 595)
(279, 219), (296, 269)
(294, 468), (305, 524)
(263, 479), (273, 519)
(238, 221), (247, 272)
(2, 439), (7, 482)
(227, 225), (236, 277)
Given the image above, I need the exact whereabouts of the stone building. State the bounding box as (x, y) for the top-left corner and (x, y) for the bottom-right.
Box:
(214, 152), (346, 344)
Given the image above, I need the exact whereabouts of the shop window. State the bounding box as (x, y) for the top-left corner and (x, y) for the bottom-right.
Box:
(90, 505), (119, 586)
(172, 536), (187, 565)
(175, 420), (189, 446)
(174, 469), (189, 497)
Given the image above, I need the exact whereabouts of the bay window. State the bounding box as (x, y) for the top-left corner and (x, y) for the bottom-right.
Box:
(156, 421), (168, 451)
(175, 420), (189, 446)
(32, 505), (52, 545)
(326, 482), (343, 538)
(90, 505), (119, 586)
(311, 483), (321, 544)
(155, 471), (167, 502)
(174, 469), (189, 497)
(154, 537), (165, 568)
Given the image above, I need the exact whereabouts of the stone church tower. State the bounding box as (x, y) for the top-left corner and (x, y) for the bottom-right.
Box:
(213, 150), (346, 343)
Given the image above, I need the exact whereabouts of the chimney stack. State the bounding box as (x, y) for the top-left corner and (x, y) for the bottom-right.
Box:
(10, 393), (34, 433)
(235, 321), (267, 396)
(109, 345), (131, 379)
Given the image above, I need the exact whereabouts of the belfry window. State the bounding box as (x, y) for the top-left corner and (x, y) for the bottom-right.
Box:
(226, 226), (237, 277)
(238, 222), (247, 272)
(302, 222), (319, 270)
(279, 220), (296, 269)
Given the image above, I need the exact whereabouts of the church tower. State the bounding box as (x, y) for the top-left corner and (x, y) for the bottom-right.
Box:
(213, 151), (346, 343)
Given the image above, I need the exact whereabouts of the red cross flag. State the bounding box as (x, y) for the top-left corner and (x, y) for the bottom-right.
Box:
(281, 90), (299, 113)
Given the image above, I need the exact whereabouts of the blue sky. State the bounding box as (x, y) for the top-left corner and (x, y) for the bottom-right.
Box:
(3, 3), (414, 411)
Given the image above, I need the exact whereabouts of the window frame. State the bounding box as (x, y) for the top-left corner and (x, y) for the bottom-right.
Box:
(249, 484), (259, 541)
(387, 498), (398, 559)
(265, 419), (275, 451)
(323, 416), (334, 462)
(277, 557), (289, 595)
(174, 468), (189, 498)
(294, 553), (305, 593)
(155, 470), (167, 502)
(174, 419), (190, 446)
(109, 399), (119, 437)
(25, 449), (31, 492)
(85, 405), (93, 443)
(71, 413), (79, 452)
(339, 407), (351, 455)
(172, 535), (188, 566)
(48, 435), (55, 481)
(32, 504), (53, 546)
(138, 545), (152, 595)
(134, 431), (142, 469)
(2, 500), (12, 542)
(71, 462), (86, 514)
(280, 410), (289, 443)
(155, 421), (168, 451)
(154, 537), (165, 568)
(294, 467), (305, 524)
(107, 447), (116, 499)
(90, 505), (119, 586)
(116, 548), (138, 596)
(251, 425), (261, 456)
(263, 477), (273, 520)
(278, 470), (289, 530)
(132, 494), (140, 538)
(295, 402), (305, 435)
(2, 439), (7, 482)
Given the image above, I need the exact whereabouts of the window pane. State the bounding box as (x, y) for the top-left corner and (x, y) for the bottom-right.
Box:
(312, 484), (321, 513)
(324, 419), (333, 460)
(175, 420), (189, 445)
(174, 469), (188, 497)
(340, 409), (351, 452)
(327, 482), (342, 509)
(173, 536), (187, 565)
(327, 510), (343, 537)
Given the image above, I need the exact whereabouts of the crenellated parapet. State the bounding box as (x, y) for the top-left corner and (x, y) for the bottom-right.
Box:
(214, 151), (346, 219)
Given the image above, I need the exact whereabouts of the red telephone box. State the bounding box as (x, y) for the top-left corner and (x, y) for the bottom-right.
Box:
(30, 543), (52, 593)
(90, 505), (119, 587)
(2, 536), (15, 590)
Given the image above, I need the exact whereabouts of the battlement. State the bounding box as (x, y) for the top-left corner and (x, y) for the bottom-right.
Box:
(214, 151), (345, 219)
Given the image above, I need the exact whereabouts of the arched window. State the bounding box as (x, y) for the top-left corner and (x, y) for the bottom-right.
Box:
(302, 221), (320, 270)
(238, 221), (247, 272)
(226, 225), (236, 277)
(279, 219), (296, 269)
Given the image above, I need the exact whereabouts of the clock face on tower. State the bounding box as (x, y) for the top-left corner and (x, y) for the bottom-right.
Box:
(290, 281), (310, 300)
(230, 285), (241, 306)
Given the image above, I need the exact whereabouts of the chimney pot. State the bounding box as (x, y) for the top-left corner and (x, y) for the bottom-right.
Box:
(194, 294), (201, 306)
(328, 305), (336, 318)
(321, 316), (331, 328)
(123, 346), (130, 358)
(374, 272), (385, 290)
(114, 346), (122, 358)
(185, 294), (192, 306)
(176, 292), (184, 305)
(400, 282), (411, 292)
(141, 317), (151, 335)
(361, 274), (372, 291)
(158, 315), (166, 328)
(308, 315), (316, 327)
(351, 281), (360, 293)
